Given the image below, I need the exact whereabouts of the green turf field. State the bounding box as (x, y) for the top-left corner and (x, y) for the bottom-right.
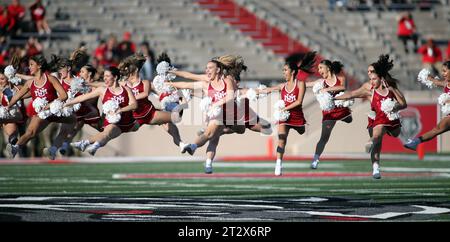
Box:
(0, 159), (449, 221)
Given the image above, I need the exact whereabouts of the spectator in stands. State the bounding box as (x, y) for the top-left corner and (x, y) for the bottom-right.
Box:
(417, 38), (443, 77)
(93, 39), (107, 67)
(104, 34), (119, 66)
(0, 5), (15, 36)
(116, 31), (136, 60)
(7, 0), (25, 35)
(328, 0), (347, 11)
(138, 41), (156, 80)
(24, 36), (42, 57)
(397, 12), (418, 54)
(29, 0), (51, 35)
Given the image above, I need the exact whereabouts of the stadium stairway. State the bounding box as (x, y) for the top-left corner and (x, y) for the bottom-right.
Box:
(197, 0), (310, 56)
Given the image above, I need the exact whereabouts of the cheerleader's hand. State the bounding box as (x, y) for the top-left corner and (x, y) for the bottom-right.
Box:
(320, 88), (328, 93)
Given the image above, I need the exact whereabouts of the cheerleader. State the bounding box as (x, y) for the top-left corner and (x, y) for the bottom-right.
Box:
(259, 52), (317, 176)
(404, 61), (450, 150)
(335, 54), (407, 179)
(304, 59), (352, 169)
(0, 71), (25, 148)
(65, 66), (138, 155)
(42, 50), (92, 159)
(119, 53), (186, 150)
(5, 54), (75, 158)
(169, 58), (236, 173)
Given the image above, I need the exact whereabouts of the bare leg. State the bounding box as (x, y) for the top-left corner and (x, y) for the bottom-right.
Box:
(275, 124), (290, 176)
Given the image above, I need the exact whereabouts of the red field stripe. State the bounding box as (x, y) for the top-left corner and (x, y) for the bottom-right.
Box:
(114, 172), (435, 179)
(219, 155), (364, 161)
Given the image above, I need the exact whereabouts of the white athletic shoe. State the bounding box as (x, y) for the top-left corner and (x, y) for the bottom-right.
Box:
(310, 160), (319, 169)
(372, 167), (381, 179)
(365, 141), (373, 153)
(204, 165), (213, 174)
(71, 140), (90, 152)
(85, 142), (101, 156)
(6, 144), (18, 158)
(274, 164), (282, 176)
(43, 146), (58, 160)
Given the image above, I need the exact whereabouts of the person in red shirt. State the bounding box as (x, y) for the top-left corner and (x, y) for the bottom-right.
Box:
(29, 0), (51, 34)
(7, 0), (25, 34)
(397, 12), (418, 53)
(25, 36), (43, 57)
(417, 38), (443, 76)
(0, 6), (15, 35)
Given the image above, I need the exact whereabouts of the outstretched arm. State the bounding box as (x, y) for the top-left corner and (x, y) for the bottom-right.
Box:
(170, 70), (207, 82)
(335, 82), (372, 100)
(7, 80), (31, 108)
(64, 87), (103, 107)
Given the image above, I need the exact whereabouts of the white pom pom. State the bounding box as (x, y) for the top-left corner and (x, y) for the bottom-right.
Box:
(312, 81), (324, 94)
(246, 88), (258, 102)
(380, 98), (400, 120)
(437, 93), (450, 106)
(181, 89), (192, 102)
(257, 84), (268, 98)
(316, 92), (335, 111)
(49, 100), (64, 117)
(8, 77), (22, 85)
(417, 68), (435, 89)
(103, 100), (121, 124)
(152, 75), (173, 94)
(32, 97), (48, 113)
(273, 100), (290, 122)
(273, 110), (290, 122)
(156, 61), (170, 76)
(368, 110), (376, 120)
(72, 103), (81, 112)
(199, 97), (212, 112)
(334, 92), (354, 108)
(441, 104), (450, 116)
(70, 77), (89, 94)
(4, 65), (16, 79)
(207, 105), (222, 119)
(61, 106), (73, 117)
(0, 106), (9, 118)
(38, 110), (51, 119)
(274, 100), (286, 110)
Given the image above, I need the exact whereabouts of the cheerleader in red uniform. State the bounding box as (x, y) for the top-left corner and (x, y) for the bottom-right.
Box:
(404, 61), (450, 150)
(335, 54), (407, 179)
(42, 50), (94, 159)
(304, 59), (351, 169)
(258, 52), (317, 175)
(6, 54), (75, 158)
(119, 53), (186, 149)
(169, 58), (236, 172)
(0, 71), (25, 148)
(65, 66), (138, 155)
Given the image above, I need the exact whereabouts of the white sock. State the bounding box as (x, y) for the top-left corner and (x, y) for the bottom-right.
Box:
(206, 158), (212, 167)
(276, 159), (282, 166)
(373, 163), (379, 170)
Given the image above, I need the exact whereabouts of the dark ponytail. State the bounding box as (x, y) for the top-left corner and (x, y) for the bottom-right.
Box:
(156, 52), (172, 65)
(298, 51), (317, 74)
(371, 54), (398, 88)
